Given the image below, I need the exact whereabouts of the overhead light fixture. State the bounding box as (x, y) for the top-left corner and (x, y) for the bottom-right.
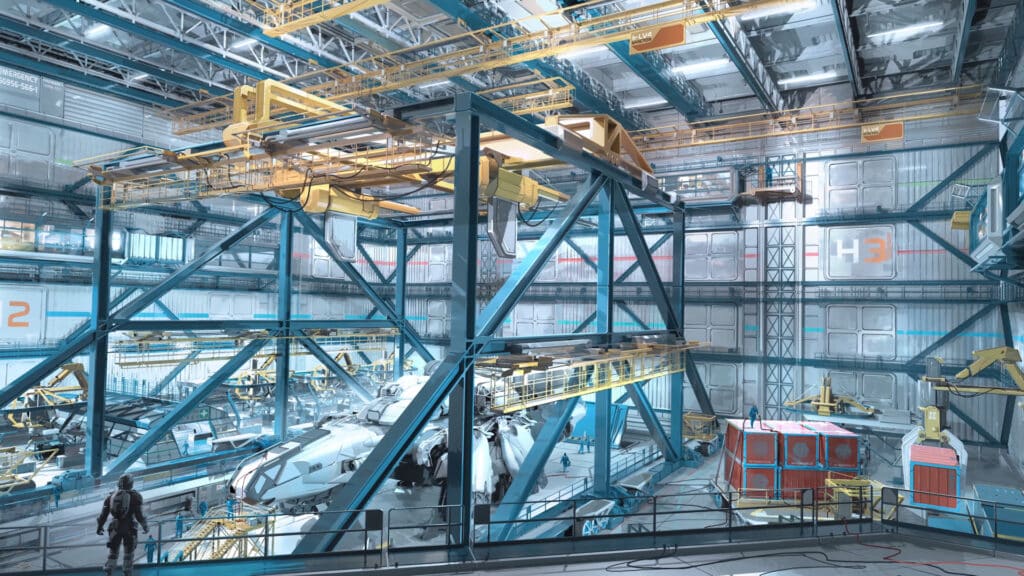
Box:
(672, 58), (731, 76)
(130, 73), (149, 82)
(740, 0), (817, 20)
(563, 45), (609, 60)
(419, 79), (452, 90)
(778, 70), (839, 86)
(628, 97), (668, 109)
(868, 21), (944, 43)
(84, 24), (111, 39)
(230, 37), (258, 50)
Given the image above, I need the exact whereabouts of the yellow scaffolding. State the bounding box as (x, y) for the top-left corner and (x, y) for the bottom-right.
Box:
(482, 342), (700, 413)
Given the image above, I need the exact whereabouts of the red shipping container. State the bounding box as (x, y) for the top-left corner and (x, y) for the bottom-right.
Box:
(775, 422), (818, 467)
(724, 452), (740, 489)
(779, 468), (825, 499)
(910, 444), (960, 509)
(741, 466), (777, 499)
(725, 419), (743, 455)
(744, 429), (778, 464)
(802, 421), (859, 468)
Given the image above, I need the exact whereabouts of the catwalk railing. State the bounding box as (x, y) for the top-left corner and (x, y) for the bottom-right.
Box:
(5, 485), (1024, 573)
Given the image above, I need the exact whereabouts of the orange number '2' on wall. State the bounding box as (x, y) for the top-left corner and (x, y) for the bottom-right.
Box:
(7, 301), (30, 327)
(863, 234), (892, 263)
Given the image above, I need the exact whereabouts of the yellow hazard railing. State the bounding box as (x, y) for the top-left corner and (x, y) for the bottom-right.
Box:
(484, 343), (700, 413)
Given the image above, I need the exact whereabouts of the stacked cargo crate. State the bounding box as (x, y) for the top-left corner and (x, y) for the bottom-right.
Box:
(723, 419), (860, 500)
(723, 419), (777, 498)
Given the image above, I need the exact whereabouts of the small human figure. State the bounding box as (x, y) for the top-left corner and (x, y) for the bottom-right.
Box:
(52, 482), (62, 509)
(96, 474), (149, 576)
(198, 500), (208, 518)
(765, 164), (774, 187)
(181, 442), (189, 457)
(560, 452), (571, 473)
(748, 405), (759, 429)
(226, 497), (235, 519)
(578, 433), (588, 454)
(160, 551), (169, 564)
(174, 512), (185, 538)
(586, 437), (592, 453)
(175, 550), (184, 562)
(144, 535), (156, 564)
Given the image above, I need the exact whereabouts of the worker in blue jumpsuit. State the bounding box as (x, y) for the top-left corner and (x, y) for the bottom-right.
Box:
(227, 497), (236, 519)
(198, 500), (208, 518)
(52, 482), (62, 509)
(560, 453), (571, 473)
(578, 433), (588, 454)
(174, 512), (185, 538)
(144, 535), (156, 564)
(748, 404), (759, 428)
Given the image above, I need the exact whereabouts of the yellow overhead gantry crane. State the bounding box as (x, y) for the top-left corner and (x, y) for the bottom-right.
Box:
(165, 0), (797, 135)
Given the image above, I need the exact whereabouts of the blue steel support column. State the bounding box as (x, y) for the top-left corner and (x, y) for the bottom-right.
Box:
(491, 398), (580, 541)
(447, 104), (480, 547)
(86, 189), (112, 478)
(0, 210), (274, 410)
(275, 212), (293, 440)
(294, 333), (373, 403)
(1000, 303), (1017, 446)
(829, 0), (863, 97)
(294, 147), (605, 554)
(670, 207), (686, 455)
(395, 228), (408, 378)
(292, 211), (434, 362)
(104, 337), (271, 479)
(594, 178), (614, 495)
(951, 0), (977, 82)
(612, 185), (680, 332)
(615, 233), (671, 284)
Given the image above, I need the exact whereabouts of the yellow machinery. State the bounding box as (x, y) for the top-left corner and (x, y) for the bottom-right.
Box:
(925, 346), (1024, 396)
(824, 477), (901, 520)
(5, 363), (89, 429)
(783, 376), (875, 417)
(478, 341), (701, 413)
(0, 447), (58, 494)
(683, 412), (717, 442)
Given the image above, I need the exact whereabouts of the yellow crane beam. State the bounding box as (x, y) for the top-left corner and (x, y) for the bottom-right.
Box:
(636, 86), (982, 152)
(250, 0), (391, 37)
(168, 0), (797, 133)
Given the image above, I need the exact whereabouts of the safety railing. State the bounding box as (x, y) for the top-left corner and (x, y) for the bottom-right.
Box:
(13, 486), (1024, 573)
(484, 343), (698, 413)
(880, 487), (1024, 549)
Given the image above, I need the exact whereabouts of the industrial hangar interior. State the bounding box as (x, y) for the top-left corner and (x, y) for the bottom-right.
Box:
(1, 0), (1024, 575)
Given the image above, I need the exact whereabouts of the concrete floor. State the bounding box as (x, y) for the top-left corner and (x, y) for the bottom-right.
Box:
(455, 538), (1024, 576)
